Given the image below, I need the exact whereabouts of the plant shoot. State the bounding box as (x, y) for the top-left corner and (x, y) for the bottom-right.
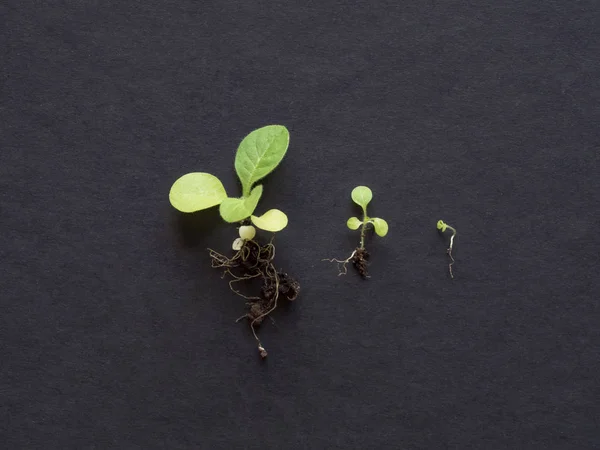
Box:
(169, 125), (299, 359)
(326, 186), (389, 278)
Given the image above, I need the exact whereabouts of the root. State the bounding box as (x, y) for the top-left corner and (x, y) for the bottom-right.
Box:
(223, 269), (263, 300)
(322, 249), (356, 276)
(447, 248), (455, 279)
(437, 221), (457, 279)
(324, 247), (370, 278)
(447, 232), (455, 279)
(249, 265), (279, 343)
(208, 239), (300, 359)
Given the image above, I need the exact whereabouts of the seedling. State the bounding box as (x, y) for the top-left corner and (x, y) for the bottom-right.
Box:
(169, 125), (299, 359)
(437, 220), (457, 278)
(325, 186), (389, 278)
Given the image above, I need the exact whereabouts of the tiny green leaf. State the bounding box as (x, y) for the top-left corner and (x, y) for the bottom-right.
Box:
(234, 125), (290, 196)
(219, 185), (263, 223)
(351, 186), (373, 209)
(169, 172), (227, 213)
(251, 209), (288, 232)
(347, 217), (362, 230)
(371, 218), (389, 237)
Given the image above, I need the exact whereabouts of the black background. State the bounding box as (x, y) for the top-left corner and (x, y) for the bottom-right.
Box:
(2, 1), (599, 448)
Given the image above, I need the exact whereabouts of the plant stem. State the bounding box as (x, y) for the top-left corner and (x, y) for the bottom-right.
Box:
(359, 222), (367, 249)
(359, 208), (368, 249)
(446, 226), (456, 252)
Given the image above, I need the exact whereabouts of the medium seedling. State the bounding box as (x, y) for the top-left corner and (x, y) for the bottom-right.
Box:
(326, 186), (389, 278)
(437, 219), (457, 278)
(169, 125), (299, 358)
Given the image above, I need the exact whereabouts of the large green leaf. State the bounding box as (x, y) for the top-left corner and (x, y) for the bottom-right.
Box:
(234, 125), (290, 196)
(219, 185), (263, 223)
(169, 172), (227, 213)
(351, 186), (373, 209)
(251, 209), (288, 232)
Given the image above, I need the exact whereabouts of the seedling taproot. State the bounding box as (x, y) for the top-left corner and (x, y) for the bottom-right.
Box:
(169, 125), (299, 359)
(326, 186), (389, 278)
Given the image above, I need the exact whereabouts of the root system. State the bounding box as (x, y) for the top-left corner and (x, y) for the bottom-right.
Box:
(209, 239), (300, 359)
(324, 247), (370, 279)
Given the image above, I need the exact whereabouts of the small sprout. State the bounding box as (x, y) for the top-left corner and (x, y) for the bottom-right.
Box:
(349, 186), (388, 251)
(326, 185), (389, 278)
(437, 220), (457, 279)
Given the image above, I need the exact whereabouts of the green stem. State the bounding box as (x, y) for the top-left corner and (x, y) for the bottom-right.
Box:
(359, 223), (366, 249)
(359, 207), (368, 250)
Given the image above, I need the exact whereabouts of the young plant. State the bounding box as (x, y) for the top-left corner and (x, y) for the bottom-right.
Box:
(326, 186), (389, 278)
(169, 125), (300, 359)
(437, 220), (457, 279)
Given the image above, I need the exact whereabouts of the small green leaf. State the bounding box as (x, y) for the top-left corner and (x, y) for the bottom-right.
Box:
(347, 217), (362, 230)
(351, 186), (373, 209)
(371, 218), (389, 237)
(169, 172), (227, 213)
(251, 209), (288, 232)
(234, 125), (290, 196)
(219, 185), (263, 223)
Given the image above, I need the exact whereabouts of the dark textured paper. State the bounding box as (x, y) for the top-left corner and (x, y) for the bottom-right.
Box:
(1, 1), (599, 448)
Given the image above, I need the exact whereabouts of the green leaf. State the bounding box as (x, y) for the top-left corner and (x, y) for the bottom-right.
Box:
(169, 172), (227, 213)
(371, 218), (389, 237)
(251, 209), (288, 232)
(351, 186), (373, 209)
(347, 217), (362, 230)
(234, 125), (290, 196)
(219, 185), (263, 223)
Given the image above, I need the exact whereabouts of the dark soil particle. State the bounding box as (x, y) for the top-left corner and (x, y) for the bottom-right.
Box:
(352, 247), (370, 278)
(267, 272), (300, 301)
(247, 271), (300, 325)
